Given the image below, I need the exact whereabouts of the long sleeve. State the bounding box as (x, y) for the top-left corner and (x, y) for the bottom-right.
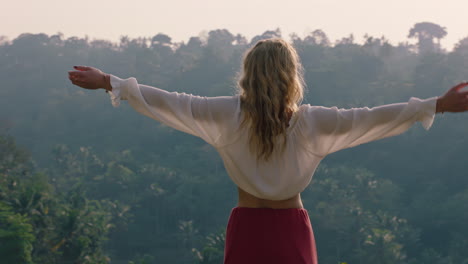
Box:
(107, 75), (240, 147)
(299, 97), (438, 156)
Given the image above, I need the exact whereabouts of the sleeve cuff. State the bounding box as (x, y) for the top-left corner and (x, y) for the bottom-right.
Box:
(108, 75), (124, 107)
(415, 96), (438, 130)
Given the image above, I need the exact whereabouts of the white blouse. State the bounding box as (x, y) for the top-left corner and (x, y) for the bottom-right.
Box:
(108, 75), (438, 200)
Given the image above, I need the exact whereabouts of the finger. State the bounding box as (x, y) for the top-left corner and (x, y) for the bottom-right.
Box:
(74, 71), (88, 79)
(459, 91), (468, 97)
(71, 80), (87, 87)
(68, 71), (85, 78)
(450, 82), (468, 92)
(68, 71), (77, 77)
(68, 74), (82, 82)
(68, 74), (77, 81)
(73, 65), (91, 71)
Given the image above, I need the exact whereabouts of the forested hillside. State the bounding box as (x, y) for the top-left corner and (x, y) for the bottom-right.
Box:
(1, 23), (468, 263)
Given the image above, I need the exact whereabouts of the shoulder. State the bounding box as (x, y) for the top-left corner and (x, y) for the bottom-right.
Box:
(298, 104), (341, 121)
(204, 95), (240, 105)
(190, 95), (241, 124)
(296, 104), (342, 134)
(193, 95), (240, 114)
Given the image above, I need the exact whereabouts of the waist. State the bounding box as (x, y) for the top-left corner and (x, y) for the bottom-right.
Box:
(236, 187), (304, 209)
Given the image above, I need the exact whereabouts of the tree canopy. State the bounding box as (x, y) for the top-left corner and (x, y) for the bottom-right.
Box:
(1, 23), (468, 263)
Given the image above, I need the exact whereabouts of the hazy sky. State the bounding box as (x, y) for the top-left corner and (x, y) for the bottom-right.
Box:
(2, 0), (467, 50)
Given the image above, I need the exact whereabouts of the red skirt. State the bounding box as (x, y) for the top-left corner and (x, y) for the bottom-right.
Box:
(224, 207), (318, 264)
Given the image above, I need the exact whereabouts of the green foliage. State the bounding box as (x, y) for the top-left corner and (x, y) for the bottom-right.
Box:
(0, 134), (116, 264)
(52, 189), (113, 264)
(0, 201), (35, 264)
(193, 229), (226, 264)
(1, 25), (468, 263)
(303, 165), (419, 264)
(128, 254), (155, 264)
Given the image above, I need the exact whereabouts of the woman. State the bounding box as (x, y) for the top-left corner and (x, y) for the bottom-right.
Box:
(68, 38), (468, 264)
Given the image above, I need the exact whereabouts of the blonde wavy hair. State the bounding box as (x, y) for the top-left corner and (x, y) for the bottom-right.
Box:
(238, 38), (304, 161)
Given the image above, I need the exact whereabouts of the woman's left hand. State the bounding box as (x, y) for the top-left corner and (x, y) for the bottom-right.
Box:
(68, 66), (111, 91)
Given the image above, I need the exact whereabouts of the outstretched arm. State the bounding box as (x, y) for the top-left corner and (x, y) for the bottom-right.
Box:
(301, 81), (468, 156)
(68, 66), (238, 147)
(68, 65), (468, 114)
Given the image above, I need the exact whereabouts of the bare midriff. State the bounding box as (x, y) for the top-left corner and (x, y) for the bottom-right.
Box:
(237, 187), (304, 209)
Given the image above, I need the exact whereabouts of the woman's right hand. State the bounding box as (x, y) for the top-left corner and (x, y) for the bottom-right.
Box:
(436, 82), (468, 113)
(68, 66), (112, 91)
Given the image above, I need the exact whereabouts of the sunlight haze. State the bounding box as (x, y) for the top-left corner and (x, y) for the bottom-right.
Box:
(2, 0), (467, 49)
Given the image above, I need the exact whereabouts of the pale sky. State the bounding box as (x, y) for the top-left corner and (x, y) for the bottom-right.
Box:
(2, 0), (467, 50)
